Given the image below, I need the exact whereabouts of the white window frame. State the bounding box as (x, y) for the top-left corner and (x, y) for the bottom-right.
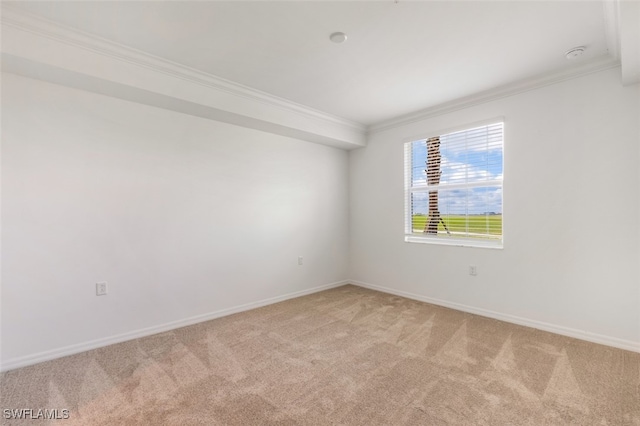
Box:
(404, 119), (504, 249)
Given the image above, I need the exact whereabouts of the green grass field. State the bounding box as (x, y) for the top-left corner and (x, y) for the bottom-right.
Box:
(412, 214), (502, 236)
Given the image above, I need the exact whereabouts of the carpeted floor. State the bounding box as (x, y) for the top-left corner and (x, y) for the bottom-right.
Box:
(1, 285), (639, 425)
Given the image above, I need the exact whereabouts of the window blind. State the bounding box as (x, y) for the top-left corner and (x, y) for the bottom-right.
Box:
(404, 122), (504, 247)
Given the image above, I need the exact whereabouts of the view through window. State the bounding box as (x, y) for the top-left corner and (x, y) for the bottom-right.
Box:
(404, 121), (504, 247)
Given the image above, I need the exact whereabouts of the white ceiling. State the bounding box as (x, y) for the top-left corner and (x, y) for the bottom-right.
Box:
(7, 1), (614, 126)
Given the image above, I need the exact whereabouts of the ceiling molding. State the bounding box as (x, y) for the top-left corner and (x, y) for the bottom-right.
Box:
(1, 5), (366, 149)
(1, 3), (630, 143)
(1, 53), (362, 151)
(369, 55), (620, 135)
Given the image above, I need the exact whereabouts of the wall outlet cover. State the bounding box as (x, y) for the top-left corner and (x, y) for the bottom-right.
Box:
(96, 282), (108, 296)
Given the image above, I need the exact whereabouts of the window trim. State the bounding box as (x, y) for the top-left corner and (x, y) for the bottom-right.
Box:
(403, 118), (505, 249)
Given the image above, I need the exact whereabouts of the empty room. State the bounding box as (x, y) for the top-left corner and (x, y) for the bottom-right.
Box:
(1, 1), (639, 424)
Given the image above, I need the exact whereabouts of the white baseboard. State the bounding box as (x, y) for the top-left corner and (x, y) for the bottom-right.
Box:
(0, 280), (349, 372)
(350, 280), (640, 354)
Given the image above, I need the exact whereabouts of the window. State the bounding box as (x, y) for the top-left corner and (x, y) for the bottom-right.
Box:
(404, 121), (503, 248)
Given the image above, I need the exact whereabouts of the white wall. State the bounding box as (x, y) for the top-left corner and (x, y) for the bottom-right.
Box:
(350, 67), (640, 349)
(1, 73), (349, 367)
(2, 66), (639, 370)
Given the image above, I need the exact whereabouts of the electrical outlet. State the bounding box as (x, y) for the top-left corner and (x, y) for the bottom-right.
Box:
(96, 281), (108, 296)
(298, 256), (303, 266)
(469, 266), (477, 276)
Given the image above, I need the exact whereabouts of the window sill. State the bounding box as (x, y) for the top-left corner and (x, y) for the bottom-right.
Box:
(404, 235), (503, 249)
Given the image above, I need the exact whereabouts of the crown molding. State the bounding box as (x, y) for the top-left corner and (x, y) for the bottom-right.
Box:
(1, 4), (366, 148)
(2, 3), (630, 143)
(369, 55), (620, 135)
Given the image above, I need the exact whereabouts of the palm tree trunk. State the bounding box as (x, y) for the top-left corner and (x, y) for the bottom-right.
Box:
(424, 136), (441, 234)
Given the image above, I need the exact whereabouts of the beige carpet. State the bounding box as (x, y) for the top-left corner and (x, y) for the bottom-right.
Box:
(1, 285), (639, 425)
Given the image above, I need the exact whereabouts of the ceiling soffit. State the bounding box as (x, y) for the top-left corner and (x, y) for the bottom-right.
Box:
(1, 2), (633, 148)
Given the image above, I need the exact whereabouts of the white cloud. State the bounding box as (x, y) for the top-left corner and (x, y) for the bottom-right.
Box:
(440, 158), (495, 184)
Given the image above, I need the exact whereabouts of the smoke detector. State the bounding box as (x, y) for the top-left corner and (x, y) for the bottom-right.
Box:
(565, 46), (586, 60)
